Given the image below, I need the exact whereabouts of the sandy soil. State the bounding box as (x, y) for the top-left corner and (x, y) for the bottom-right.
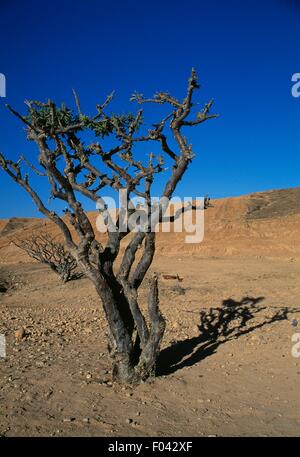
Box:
(0, 188), (300, 437)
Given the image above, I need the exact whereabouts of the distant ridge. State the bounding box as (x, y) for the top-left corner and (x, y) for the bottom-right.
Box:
(0, 217), (44, 237)
(246, 187), (300, 220)
(0, 187), (300, 261)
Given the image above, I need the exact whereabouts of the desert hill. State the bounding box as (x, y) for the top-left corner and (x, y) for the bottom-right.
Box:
(0, 186), (300, 264)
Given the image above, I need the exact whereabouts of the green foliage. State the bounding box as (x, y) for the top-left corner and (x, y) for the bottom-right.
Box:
(25, 101), (142, 140)
(26, 103), (80, 133)
(83, 112), (141, 139)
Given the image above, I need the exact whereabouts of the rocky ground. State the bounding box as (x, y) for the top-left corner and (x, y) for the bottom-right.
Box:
(1, 255), (300, 437)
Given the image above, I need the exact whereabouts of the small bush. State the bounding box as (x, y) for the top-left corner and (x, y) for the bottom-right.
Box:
(13, 232), (78, 283)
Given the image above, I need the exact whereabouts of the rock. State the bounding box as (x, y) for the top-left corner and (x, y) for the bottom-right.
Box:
(126, 418), (133, 424)
(63, 417), (76, 423)
(24, 393), (33, 402)
(45, 389), (53, 400)
(15, 327), (26, 340)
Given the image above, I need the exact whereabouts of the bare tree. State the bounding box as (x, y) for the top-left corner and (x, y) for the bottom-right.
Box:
(13, 232), (77, 283)
(0, 69), (217, 383)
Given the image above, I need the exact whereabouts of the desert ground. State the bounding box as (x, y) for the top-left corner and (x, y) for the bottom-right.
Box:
(0, 187), (300, 437)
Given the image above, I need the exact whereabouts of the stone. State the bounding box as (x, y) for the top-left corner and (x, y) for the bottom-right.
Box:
(63, 417), (75, 422)
(45, 389), (53, 400)
(15, 327), (26, 340)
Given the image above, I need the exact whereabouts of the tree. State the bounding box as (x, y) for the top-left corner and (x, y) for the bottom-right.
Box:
(13, 232), (78, 283)
(0, 69), (217, 383)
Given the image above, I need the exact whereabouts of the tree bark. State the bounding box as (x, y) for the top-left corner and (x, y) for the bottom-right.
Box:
(93, 271), (165, 384)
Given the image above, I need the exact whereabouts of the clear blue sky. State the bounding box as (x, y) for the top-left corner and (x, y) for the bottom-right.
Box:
(0, 0), (299, 217)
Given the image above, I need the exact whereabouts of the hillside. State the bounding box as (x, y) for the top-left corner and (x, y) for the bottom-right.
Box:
(1, 187), (300, 263)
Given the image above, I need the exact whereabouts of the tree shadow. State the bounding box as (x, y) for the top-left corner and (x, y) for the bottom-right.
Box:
(70, 271), (85, 281)
(158, 296), (293, 376)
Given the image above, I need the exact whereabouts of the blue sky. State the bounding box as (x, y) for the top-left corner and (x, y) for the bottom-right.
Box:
(0, 0), (299, 217)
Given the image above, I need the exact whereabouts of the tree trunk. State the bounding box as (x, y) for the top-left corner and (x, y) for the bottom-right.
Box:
(94, 272), (166, 384)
